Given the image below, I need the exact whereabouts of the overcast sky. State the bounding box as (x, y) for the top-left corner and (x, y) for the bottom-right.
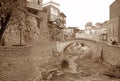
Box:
(43, 0), (115, 29)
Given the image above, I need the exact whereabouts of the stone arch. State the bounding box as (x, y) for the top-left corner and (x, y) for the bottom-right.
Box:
(63, 40), (93, 59)
(56, 38), (102, 59)
(64, 41), (91, 51)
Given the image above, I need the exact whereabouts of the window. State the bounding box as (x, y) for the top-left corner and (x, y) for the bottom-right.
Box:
(51, 7), (59, 16)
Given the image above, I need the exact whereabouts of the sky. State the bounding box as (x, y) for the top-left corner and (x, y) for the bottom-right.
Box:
(43, 0), (115, 29)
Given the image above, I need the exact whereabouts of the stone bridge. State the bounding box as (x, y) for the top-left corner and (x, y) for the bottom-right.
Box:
(56, 38), (120, 66)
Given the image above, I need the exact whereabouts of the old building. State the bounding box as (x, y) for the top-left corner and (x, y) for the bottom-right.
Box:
(43, 1), (66, 28)
(59, 12), (66, 28)
(101, 18), (120, 44)
(43, 1), (66, 41)
(43, 1), (60, 22)
(62, 27), (80, 40)
(27, 0), (43, 11)
(110, 0), (120, 19)
(84, 22), (93, 34)
(76, 22), (107, 42)
(100, 0), (120, 44)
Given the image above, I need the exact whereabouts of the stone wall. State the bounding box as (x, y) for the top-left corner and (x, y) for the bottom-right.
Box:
(3, 9), (49, 46)
(102, 44), (120, 66)
(0, 45), (38, 81)
(75, 33), (101, 42)
(24, 11), (49, 43)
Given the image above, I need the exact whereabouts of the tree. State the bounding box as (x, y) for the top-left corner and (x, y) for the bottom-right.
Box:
(0, 0), (27, 44)
(85, 22), (93, 27)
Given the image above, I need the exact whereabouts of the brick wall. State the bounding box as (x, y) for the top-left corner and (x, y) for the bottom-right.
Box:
(0, 45), (38, 81)
(110, 0), (120, 19)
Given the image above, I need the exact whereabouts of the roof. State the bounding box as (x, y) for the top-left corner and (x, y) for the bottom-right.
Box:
(43, 1), (60, 7)
(60, 12), (66, 17)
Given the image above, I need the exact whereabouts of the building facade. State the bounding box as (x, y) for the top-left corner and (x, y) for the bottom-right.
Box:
(59, 12), (66, 28)
(27, 0), (43, 11)
(101, 17), (120, 44)
(43, 1), (66, 41)
(43, 1), (66, 28)
(76, 24), (107, 42)
(110, 0), (120, 19)
(43, 1), (60, 22)
(102, 0), (120, 44)
(62, 27), (80, 40)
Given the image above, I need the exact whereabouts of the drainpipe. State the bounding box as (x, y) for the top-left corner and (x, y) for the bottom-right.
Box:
(18, 25), (22, 46)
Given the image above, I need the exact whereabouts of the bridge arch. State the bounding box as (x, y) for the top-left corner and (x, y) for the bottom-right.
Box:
(56, 38), (102, 59)
(56, 38), (120, 66)
(63, 41), (93, 58)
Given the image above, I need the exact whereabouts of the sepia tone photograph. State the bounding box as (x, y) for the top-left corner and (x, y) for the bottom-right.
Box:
(0, 0), (120, 81)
